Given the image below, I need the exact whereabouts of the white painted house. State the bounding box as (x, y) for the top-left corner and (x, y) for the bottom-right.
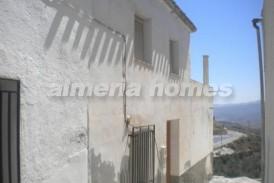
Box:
(0, 0), (213, 183)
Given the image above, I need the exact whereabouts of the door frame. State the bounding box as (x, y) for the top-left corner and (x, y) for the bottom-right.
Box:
(0, 78), (20, 183)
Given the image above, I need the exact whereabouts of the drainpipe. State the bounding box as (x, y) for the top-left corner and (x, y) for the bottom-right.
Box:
(252, 18), (265, 182)
(122, 35), (128, 126)
(203, 55), (209, 85)
(91, 18), (128, 125)
(88, 17), (128, 183)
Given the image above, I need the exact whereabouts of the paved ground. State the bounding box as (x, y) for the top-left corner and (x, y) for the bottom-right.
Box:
(210, 176), (261, 183)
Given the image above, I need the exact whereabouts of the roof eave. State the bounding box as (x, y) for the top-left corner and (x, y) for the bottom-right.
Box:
(163, 0), (197, 32)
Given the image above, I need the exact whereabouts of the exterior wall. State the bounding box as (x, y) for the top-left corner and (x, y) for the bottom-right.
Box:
(263, 1), (274, 182)
(171, 154), (213, 183)
(0, 0), (213, 183)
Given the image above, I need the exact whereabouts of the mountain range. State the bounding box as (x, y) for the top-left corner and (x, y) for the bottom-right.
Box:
(214, 101), (262, 128)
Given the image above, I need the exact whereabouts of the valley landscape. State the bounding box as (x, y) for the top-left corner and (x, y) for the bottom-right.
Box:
(212, 101), (262, 182)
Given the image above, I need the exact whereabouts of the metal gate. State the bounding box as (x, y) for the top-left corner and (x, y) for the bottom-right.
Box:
(0, 79), (20, 183)
(130, 125), (155, 183)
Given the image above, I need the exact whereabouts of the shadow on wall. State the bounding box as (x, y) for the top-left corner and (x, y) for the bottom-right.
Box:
(179, 155), (212, 183)
(41, 0), (124, 69)
(156, 147), (166, 183)
(90, 148), (129, 183)
(119, 156), (130, 183)
(41, 0), (184, 78)
(89, 145), (165, 183)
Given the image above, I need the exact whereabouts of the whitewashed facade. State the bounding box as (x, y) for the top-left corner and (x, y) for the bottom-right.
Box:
(0, 0), (213, 183)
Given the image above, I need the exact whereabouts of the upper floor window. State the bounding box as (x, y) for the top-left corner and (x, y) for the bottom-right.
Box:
(134, 15), (152, 64)
(135, 16), (145, 61)
(169, 40), (179, 75)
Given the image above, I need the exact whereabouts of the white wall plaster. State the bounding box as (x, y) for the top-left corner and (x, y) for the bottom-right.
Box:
(0, 0), (213, 182)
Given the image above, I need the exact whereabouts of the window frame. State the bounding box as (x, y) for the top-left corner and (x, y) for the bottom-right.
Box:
(169, 39), (180, 76)
(134, 15), (152, 66)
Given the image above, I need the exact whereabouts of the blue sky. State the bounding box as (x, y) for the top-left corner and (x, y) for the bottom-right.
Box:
(175, 0), (263, 104)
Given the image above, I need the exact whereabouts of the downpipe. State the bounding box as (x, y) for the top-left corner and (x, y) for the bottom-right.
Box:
(252, 18), (265, 182)
(91, 19), (128, 125)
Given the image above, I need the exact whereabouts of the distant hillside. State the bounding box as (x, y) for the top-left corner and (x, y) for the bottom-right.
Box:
(214, 101), (261, 129)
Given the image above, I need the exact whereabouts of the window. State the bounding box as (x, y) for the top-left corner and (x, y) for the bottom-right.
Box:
(169, 40), (179, 75)
(134, 16), (151, 64)
(135, 16), (145, 61)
